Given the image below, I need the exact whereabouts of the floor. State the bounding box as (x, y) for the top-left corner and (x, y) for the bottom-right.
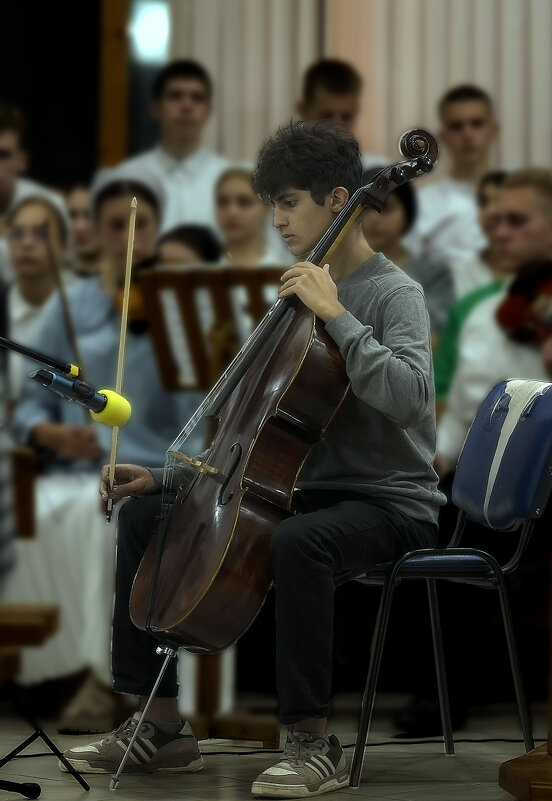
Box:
(0, 697), (544, 801)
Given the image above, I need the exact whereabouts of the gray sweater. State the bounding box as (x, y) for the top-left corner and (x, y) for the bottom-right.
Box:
(151, 253), (445, 526)
(297, 253), (445, 525)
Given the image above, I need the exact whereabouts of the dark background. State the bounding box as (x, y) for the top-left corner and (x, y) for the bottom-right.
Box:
(0, 0), (100, 187)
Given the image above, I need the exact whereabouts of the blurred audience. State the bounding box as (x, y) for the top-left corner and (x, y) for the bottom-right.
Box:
(436, 168), (552, 478)
(360, 168), (454, 339)
(405, 84), (499, 265)
(5, 197), (71, 406)
(66, 185), (104, 277)
(4, 174), (205, 734)
(0, 104), (66, 282)
(117, 59), (228, 233)
(298, 58), (387, 168)
(434, 171), (509, 410)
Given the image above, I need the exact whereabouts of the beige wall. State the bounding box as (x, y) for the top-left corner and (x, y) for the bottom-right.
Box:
(325, 0), (552, 172)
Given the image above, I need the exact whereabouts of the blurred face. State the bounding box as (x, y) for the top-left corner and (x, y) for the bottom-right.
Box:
(67, 187), (101, 258)
(361, 193), (406, 251)
(216, 175), (267, 245)
(96, 195), (158, 280)
(0, 131), (27, 198)
(477, 181), (503, 239)
(492, 187), (552, 272)
(7, 202), (63, 280)
(153, 78), (211, 142)
(440, 100), (498, 167)
(158, 240), (202, 265)
(298, 88), (360, 131)
(272, 188), (345, 258)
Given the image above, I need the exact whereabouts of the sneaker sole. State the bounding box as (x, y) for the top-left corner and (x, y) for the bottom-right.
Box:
(58, 756), (204, 775)
(251, 773), (349, 798)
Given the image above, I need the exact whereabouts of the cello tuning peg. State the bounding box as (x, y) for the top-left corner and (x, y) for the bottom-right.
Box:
(389, 166), (406, 184)
(417, 156), (434, 173)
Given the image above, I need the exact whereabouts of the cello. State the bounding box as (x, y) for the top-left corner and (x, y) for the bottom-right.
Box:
(128, 128), (439, 657)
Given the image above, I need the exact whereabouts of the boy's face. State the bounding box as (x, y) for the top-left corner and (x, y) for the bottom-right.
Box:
(96, 195), (159, 280)
(153, 78), (212, 142)
(298, 88), (360, 131)
(0, 131), (27, 197)
(491, 186), (552, 272)
(272, 188), (346, 257)
(439, 100), (498, 168)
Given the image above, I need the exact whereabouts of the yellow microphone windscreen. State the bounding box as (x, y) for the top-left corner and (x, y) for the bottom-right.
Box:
(90, 389), (132, 426)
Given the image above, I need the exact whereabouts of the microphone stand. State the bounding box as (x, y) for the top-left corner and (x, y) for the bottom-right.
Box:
(0, 336), (81, 378)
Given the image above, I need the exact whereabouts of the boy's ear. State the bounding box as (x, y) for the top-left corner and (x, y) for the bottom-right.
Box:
(329, 186), (349, 213)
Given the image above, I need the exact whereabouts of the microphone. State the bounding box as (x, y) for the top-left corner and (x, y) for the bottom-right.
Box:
(29, 369), (132, 427)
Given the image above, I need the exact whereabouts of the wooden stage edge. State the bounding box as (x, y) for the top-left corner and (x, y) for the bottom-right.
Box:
(500, 745), (552, 800)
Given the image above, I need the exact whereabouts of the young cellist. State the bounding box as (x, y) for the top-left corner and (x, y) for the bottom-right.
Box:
(61, 121), (444, 798)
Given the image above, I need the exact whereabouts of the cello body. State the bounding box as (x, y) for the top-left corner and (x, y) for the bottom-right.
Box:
(130, 306), (348, 653)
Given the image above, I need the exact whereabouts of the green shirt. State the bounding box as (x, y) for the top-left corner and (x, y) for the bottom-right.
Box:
(434, 279), (505, 400)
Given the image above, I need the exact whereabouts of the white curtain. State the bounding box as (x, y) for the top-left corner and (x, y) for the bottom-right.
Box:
(170, 0), (325, 161)
(325, 0), (552, 170)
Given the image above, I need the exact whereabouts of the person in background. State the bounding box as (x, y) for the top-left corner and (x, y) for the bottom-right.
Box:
(157, 224), (221, 266)
(5, 197), (71, 406)
(215, 167), (285, 344)
(404, 84), (500, 265)
(433, 171), (509, 413)
(0, 104), (66, 282)
(297, 59), (387, 169)
(448, 170), (509, 299)
(66, 185), (104, 277)
(5, 174), (205, 735)
(116, 59), (228, 233)
(217, 167), (286, 266)
(397, 169), (552, 739)
(0, 278), (15, 594)
(436, 168), (552, 477)
(360, 169), (454, 341)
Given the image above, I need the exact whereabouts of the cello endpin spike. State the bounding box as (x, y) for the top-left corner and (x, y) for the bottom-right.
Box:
(109, 777), (119, 791)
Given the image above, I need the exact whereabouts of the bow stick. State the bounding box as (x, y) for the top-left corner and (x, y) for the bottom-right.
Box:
(106, 196), (137, 522)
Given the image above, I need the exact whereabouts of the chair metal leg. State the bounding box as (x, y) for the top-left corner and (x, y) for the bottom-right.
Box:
(495, 577), (534, 752)
(426, 578), (454, 755)
(349, 576), (396, 789)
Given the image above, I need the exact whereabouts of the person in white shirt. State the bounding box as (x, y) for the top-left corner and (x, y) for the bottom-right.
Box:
(0, 104), (67, 282)
(117, 60), (228, 234)
(437, 168), (552, 477)
(297, 58), (388, 170)
(404, 85), (500, 266)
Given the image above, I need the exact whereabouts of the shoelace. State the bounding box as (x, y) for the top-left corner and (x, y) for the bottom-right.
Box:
(282, 734), (325, 765)
(102, 716), (145, 746)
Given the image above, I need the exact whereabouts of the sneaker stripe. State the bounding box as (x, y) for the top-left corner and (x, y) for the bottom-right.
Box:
(132, 742), (152, 763)
(119, 739), (145, 765)
(310, 755), (332, 777)
(305, 759), (327, 781)
(316, 754), (336, 773)
(138, 739), (157, 757)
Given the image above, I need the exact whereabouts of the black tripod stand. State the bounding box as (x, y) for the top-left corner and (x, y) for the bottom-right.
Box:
(0, 682), (90, 795)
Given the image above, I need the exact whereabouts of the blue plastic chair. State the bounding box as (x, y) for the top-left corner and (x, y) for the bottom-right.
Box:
(348, 378), (552, 788)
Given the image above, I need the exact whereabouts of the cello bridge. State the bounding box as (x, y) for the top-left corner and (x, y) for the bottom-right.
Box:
(168, 450), (220, 477)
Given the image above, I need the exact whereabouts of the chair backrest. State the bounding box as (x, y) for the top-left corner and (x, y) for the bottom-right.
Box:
(452, 379), (552, 530)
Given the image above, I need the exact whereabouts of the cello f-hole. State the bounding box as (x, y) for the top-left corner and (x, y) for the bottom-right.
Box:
(218, 443), (243, 506)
